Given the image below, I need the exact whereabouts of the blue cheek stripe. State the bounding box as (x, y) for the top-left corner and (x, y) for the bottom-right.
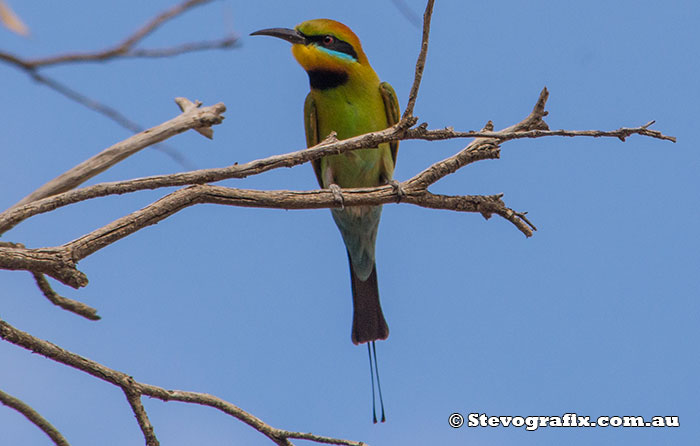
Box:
(317, 46), (357, 62)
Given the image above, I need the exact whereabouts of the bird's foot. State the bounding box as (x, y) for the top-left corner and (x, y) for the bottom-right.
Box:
(329, 184), (345, 210)
(389, 179), (405, 203)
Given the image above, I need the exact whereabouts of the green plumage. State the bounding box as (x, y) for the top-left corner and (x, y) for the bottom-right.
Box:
(252, 18), (400, 345)
(304, 79), (399, 345)
(304, 82), (399, 189)
(251, 17), (397, 422)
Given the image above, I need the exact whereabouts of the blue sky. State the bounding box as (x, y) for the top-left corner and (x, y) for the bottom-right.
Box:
(1, 1), (698, 445)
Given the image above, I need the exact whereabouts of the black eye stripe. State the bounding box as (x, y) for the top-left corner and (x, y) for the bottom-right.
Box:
(303, 33), (358, 61)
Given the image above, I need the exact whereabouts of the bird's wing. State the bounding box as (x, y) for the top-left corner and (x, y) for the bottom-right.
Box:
(304, 92), (324, 188)
(379, 81), (401, 165)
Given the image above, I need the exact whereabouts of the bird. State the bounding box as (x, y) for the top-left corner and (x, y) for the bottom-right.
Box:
(251, 19), (400, 423)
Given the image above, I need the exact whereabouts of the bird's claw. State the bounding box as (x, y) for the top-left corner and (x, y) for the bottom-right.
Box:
(329, 184), (345, 210)
(389, 179), (405, 203)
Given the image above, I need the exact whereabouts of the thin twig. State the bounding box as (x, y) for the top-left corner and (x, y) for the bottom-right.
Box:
(402, 0), (435, 121)
(3, 34), (240, 69)
(117, 0), (211, 57)
(32, 272), (100, 320)
(0, 242), (99, 326)
(7, 100), (226, 210)
(126, 36), (239, 59)
(28, 71), (143, 133)
(0, 0), (234, 170)
(0, 318), (363, 446)
(27, 71), (194, 169)
(410, 87), (549, 188)
(0, 389), (70, 446)
(18, 0), (215, 68)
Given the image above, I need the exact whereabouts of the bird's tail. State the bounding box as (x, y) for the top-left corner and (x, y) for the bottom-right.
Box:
(348, 253), (389, 345)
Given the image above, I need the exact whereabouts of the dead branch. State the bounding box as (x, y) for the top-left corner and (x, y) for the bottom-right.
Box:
(0, 87), (676, 288)
(21, 70), (197, 170)
(125, 388), (160, 446)
(0, 102), (673, 237)
(0, 389), (69, 446)
(0, 0), (235, 70)
(0, 0), (236, 168)
(8, 100), (225, 210)
(0, 244), (86, 288)
(120, 38), (238, 59)
(32, 272), (100, 320)
(402, 0), (434, 121)
(0, 241), (99, 319)
(0, 318), (363, 446)
(26, 71), (146, 134)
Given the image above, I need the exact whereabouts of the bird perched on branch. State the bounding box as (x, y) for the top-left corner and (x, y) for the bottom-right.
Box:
(252, 19), (400, 423)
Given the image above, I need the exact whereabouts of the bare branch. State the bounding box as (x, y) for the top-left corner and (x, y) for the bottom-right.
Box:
(15, 0), (219, 68)
(0, 389), (69, 446)
(8, 100), (226, 210)
(0, 184), (529, 290)
(0, 86), (675, 289)
(409, 87), (549, 188)
(0, 88), (546, 284)
(0, 244), (96, 315)
(124, 389), (159, 446)
(26, 71), (198, 170)
(2, 84), (677, 284)
(406, 123), (677, 143)
(402, 0), (435, 121)
(0, 0), (234, 170)
(28, 71), (145, 133)
(0, 318), (363, 446)
(32, 272), (100, 320)
(0, 93), (675, 282)
(116, 0), (211, 55)
(0, 244), (86, 288)
(175, 97), (215, 138)
(0, 93), (672, 238)
(125, 35), (239, 59)
(4, 34), (240, 69)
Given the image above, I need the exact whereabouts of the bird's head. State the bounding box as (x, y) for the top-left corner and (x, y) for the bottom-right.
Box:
(251, 19), (373, 87)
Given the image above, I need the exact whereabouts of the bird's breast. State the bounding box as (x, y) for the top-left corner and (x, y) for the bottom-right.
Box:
(312, 83), (393, 188)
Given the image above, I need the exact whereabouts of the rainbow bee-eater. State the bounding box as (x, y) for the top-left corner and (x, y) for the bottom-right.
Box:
(252, 19), (400, 423)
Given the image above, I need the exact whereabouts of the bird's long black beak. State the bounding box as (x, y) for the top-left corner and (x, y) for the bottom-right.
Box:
(250, 27), (306, 45)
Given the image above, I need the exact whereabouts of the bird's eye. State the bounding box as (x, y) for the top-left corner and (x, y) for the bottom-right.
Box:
(322, 35), (335, 46)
